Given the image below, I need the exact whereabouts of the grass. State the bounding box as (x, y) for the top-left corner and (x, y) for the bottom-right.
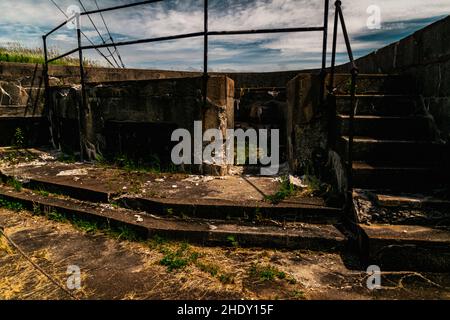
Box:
(159, 242), (199, 272)
(249, 263), (297, 285)
(6, 178), (22, 192)
(226, 235), (239, 248)
(30, 203), (142, 241)
(265, 177), (295, 204)
(0, 42), (102, 67)
(250, 263), (286, 282)
(12, 128), (26, 149)
(0, 199), (23, 212)
(38, 190), (50, 197)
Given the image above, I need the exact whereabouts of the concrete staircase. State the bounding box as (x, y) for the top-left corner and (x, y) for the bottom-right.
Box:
(334, 74), (450, 271)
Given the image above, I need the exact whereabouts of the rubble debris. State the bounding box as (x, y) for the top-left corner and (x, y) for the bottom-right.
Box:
(289, 175), (308, 189)
(183, 175), (214, 183)
(56, 169), (88, 177)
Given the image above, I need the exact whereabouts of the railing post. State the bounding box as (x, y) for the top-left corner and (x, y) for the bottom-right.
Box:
(203, 0), (209, 110)
(338, 3), (355, 68)
(328, 0), (340, 92)
(42, 35), (57, 148)
(42, 35), (50, 109)
(346, 67), (358, 210)
(320, 0), (329, 104)
(76, 13), (86, 162)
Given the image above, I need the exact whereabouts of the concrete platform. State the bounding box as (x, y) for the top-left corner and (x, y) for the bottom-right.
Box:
(0, 159), (341, 223)
(0, 186), (345, 251)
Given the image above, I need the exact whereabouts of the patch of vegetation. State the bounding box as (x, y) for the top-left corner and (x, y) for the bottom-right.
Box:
(7, 178), (22, 192)
(12, 128), (26, 149)
(226, 235), (239, 248)
(100, 153), (183, 174)
(72, 218), (99, 234)
(0, 43), (102, 66)
(159, 242), (199, 272)
(218, 273), (235, 284)
(291, 289), (305, 300)
(265, 177), (295, 204)
(0, 198), (24, 212)
(196, 261), (220, 277)
(47, 210), (68, 223)
(38, 190), (50, 197)
(148, 235), (167, 249)
(109, 225), (141, 242)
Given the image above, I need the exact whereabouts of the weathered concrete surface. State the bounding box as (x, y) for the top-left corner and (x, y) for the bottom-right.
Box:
(0, 61), (303, 151)
(2, 207), (450, 300)
(0, 151), (340, 223)
(49, 76), (234, 174)
(286, 73), (327, 175)
(0, 61), (303, 91)
(0, 185), (345, 251)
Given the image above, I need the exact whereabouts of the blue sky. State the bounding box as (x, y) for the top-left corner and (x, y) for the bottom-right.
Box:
(0, 0), (449, 71)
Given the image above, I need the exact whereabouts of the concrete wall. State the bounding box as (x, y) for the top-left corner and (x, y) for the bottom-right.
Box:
(286, 73), (327, 174)
(0, 61), (302, 149)
(50, 76), (234, 175)
(286, 15), (450, 175)
(337, 15), (450, 142)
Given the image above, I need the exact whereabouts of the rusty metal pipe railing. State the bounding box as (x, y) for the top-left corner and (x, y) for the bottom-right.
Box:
(328, 0), (359, 209)
(42, 0), (336, 163)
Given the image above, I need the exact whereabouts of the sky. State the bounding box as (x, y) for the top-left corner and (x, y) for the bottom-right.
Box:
(0, 0), (449, 71)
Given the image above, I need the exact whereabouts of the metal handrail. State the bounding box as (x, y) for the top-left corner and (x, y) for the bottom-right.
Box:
(328, 0), (359, 208)
(41, 0), (332, 161)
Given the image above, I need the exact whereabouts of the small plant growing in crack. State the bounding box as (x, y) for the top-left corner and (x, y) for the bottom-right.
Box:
(226, 235), (239, 248)
(12, 128), (25, 149)
(7, 178), (22, 192)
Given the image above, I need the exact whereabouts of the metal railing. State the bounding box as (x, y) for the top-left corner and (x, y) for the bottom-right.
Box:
(328, 0), (359, 207)
(42, 0), (331, 161)
(42, 0), (357, 202)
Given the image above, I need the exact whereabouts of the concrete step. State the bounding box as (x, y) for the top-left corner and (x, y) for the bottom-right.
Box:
(335, 95), (421, 116)
(339, 136), (447, 164)
(0, 170), (342, 224)
(352, 162), (447, 190)
(330, 74), (416, 95)
(337, 115), (434, 140)
(357, 223), (450, 272)
(374, 192), (450, 211)
(118, 196), (341, 224)
(0, 185), (346, 251)
(353, 188), (450, 227)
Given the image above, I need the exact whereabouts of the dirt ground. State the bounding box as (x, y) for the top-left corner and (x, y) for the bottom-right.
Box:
(1, 208), (450, 300)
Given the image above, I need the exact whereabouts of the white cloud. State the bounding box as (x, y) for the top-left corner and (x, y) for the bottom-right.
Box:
(0, 0), (448, 71)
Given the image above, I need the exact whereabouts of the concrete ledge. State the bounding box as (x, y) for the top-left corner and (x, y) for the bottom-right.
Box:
(357, 223), (450, 272)
(0, 186), (345, 251)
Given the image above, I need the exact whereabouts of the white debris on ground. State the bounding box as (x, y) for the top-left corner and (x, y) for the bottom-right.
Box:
(134, 214), (144, 223)
(155, 178), (165, 183)
(289, 175), (308, 188)
(56, 169), (89, 176)
(182, 175), (215, 184)
(99, 203), (116, 210)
